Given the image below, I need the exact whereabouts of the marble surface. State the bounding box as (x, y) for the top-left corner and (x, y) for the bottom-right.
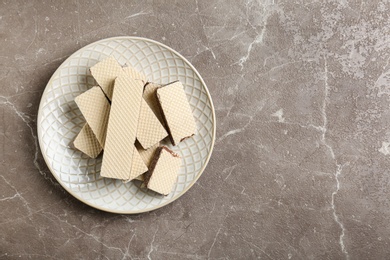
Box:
(1, 0), (390, 259)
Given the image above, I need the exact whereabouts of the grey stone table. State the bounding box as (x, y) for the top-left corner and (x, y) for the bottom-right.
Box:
(1, 0), (390, 259)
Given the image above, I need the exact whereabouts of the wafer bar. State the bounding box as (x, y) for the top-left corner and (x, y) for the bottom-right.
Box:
(144, 146), (181, 195)
(156, 81), (197, 145)
(73, 124), (102, 158)
(123, 147), (148, 183)
(100, 75), (144, 180)
(143, 83), (164, 124)
(74, 86), (110, 147)
(136, 141), (159, 167)
(137, 99), (168, 149)
(90, 56), (123, 100)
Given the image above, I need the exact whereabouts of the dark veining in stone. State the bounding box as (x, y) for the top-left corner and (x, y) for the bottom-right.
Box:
(2, 0), (390, 259)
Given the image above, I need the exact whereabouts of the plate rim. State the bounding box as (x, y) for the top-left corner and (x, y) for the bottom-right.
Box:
(37, 36), (216, 214)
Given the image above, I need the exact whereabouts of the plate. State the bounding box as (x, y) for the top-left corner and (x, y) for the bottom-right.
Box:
(37, 37), (215, 214)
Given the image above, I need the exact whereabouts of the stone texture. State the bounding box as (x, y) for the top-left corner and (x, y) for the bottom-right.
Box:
(1, 0), (390, 259)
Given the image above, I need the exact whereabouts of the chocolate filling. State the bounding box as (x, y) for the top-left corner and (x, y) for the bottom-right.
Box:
(161, 146), (180, 158)
(180, 134), (195, 143)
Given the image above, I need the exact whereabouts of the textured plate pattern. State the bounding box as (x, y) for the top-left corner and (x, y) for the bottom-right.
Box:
(37, 37), (215, 214)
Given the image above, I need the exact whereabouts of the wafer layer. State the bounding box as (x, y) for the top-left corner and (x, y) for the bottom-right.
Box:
(137, 99), (167, 149)
(90, 56), (123, 100)
(123, 66), (147, 83)
(136, 141), (159, 167)
(156, 82), (197, 145)
(74, 86), (110, 147)
(144, 146), (181, 195)
(73, 123), (102, 158)
(143, 83), (164, 124)
(100, 75), (144, 180)
(122, 148), (148, 183)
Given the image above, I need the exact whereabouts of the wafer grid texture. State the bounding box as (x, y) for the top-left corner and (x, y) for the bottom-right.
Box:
(90, 56), (123, 100)
(74, 86), (110, 148)
(130, 146), (148, 179)
(136, 141), (159, 167)
(137, 99), (167, 149)
(100, 67), (166, 150)
(157, 82), (197, 145)
(101, 76), (144, 180)
(121, 148), (148, 182)
(73, 123), (102, 158)
(91, 58), (165, 150)
(38, 38), (214, 212)
(143, 83), (164, 124)
(123, 66), (147, 82)
(74, 124), (147, 181)
(147, 147), (182, 195)
(73, 64), (160, 178)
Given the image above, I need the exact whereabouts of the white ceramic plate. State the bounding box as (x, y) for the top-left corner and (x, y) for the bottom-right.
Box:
(37, 37), (215, 214)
